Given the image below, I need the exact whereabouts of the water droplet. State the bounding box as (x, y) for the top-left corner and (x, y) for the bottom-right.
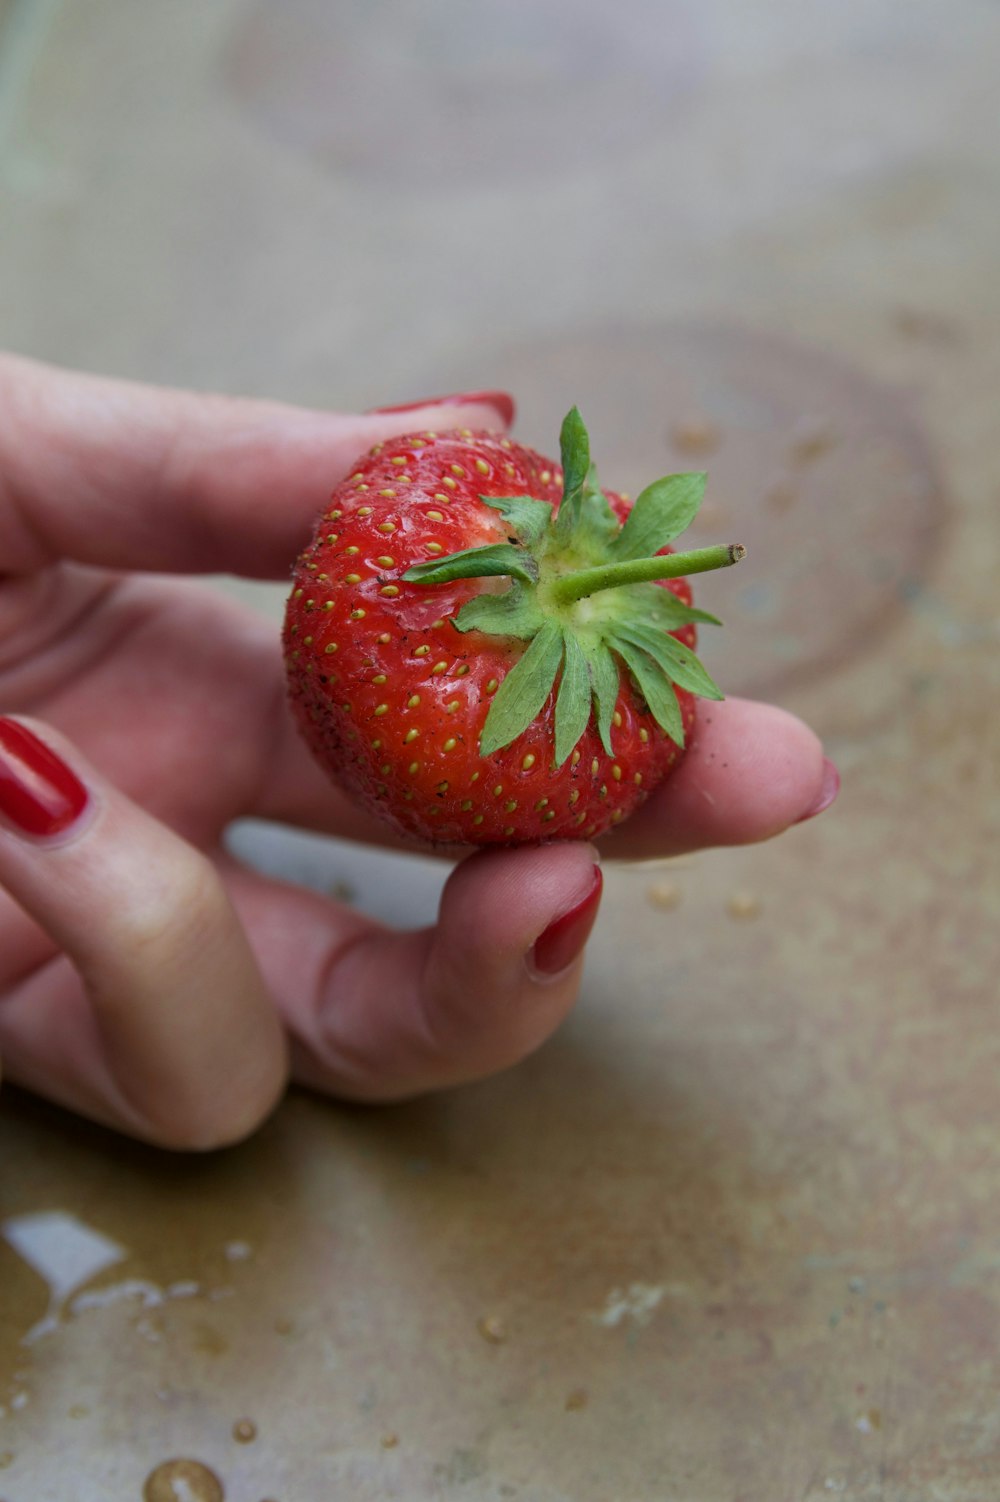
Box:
(232, 1418), (257, 1444)
(477, 1314), (507, 1344)
(726, 890), (761, 920)
(646, 880), (681, 911)
(142, 1458), (225, 1502)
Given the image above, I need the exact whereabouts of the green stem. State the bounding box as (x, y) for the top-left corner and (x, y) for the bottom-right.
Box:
(549, 543), (746, 606)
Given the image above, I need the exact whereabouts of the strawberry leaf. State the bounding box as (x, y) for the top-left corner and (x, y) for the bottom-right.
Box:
(479, 620), (563, 757)
(583, 637), (620, 756)
(554, 407), (591, 541)
(609, 473), (706, 560)
(641, 585), (722, 630)
(613, 622), (724, 700)
(554, 630), (591, 767)
(573, 462), (620, 557)
(453, 584), (545, 638)
(403, 543), (538, 587)
(481, 494), (553, 546)
(609, 633), (686, 747)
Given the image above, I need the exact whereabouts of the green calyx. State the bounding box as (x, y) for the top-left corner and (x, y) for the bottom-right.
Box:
(402, 408), (746, 763)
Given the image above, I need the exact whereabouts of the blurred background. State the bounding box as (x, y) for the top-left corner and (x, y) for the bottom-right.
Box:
(1, 1), (999, 1498)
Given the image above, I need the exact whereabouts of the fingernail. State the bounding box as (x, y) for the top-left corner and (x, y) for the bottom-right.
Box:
(367, 390), (516, 427)
(0, 717), (89, 840)
(795, 757), (840, 823)
(530, 866), (603, 978)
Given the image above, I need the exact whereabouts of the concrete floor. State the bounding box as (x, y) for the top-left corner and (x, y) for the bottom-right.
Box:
(1, 0), (999, 1497)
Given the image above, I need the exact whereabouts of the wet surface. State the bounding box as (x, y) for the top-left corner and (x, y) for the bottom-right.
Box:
(2, 0), (1000, 1497)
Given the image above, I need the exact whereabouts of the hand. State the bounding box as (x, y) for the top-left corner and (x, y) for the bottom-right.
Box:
(0, 354), (837, 1149)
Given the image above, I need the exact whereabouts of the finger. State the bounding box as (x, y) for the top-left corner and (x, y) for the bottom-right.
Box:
(603, 696), (838, 859)
(0, 353), (514, 578)
(223, 842), (603, 1101)
(0, 716), (288, 1147)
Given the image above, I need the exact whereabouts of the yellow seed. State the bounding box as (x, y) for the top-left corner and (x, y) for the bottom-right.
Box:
(470, 771), (480, 782)
(303, 635), (313, 646)
(377, 555), (395, 567)
(398, 474), (413, 483)
(407, 694), (421, 708)
(442, 476), (458, 490)
(461, 799), (473, 811)
(373, 739), (381, 749)
(613, 711), (622, 728)
(405, 728), (420, 743)
(443, 737), (457, 752)
(599, 784), (608, 798)
(378, 522), (397, 534)
(540, 469), (552, 484)
(344, 572), (361, 584)
(330, 510), (343, 519)
(351, 608), (366, 620)
(380, 763), (391, 774)
(431, 618), (446, 629)
(431, 661), (448, 675)
(569, 789), (580, 804)
(522, 753), (536, 770)
(591, 759), (599, 774)
(445, 700), (460, 714)
(377, 632), (392, 644)
(505, 462), (516, 475)
(535, 798), (548, 810)
(426, 509), (444, 522)
(413, 644), (430, 656)
(433, 491), (451, 503)
(639, 727), (650, 743)
(493, 785), (504, 797)
(486, 678), (498, 693)
(326, 533), (339, 544)
(412, 439), (426, 447)
(390, 456), (408, 466)
(380, 585), (400, 597)
(293, 588), (303, 598)
(473, 814), (484, 825)
(543, 810), (556, 822)
(425, 542), (443, 555)
(504, 825), (515, 836)
(475, 458), (490, 475)
(574, 811), (587, 825)
(345, 545), (360, 555)
(571, 749), (581, 766)
(358, 505), (373, 517)
(505, 800), (518, 813)
(373, 673), (387, 684)
(374, 704), (389, 716)
(455, 664), (470, 676)
(324, 642), (338, 654)
(634, 772), (642, 785)
(450, 464), (466, 477)
(611, 809), (624, 823)
(612, 765), (622, 780)
(378, 489), (396, 498)
(408, 761), (420, 775)
(437, 780), (449, 793)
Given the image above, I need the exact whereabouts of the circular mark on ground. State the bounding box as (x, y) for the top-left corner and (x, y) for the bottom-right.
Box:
(221, 0), (704, 186)
(441, 321), (945, 698)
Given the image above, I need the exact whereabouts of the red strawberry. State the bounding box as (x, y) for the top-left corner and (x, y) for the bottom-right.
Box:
(283, 409), (744, 846)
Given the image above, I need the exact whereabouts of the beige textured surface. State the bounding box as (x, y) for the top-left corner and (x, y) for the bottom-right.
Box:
(2, 1), (1000, 1497)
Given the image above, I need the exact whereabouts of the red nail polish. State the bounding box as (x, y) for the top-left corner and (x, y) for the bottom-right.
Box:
(795, 757), (841, 824)
(0, 718), (89, 839)
(367, 391), (516, 427)
(532, 866), (603, 977)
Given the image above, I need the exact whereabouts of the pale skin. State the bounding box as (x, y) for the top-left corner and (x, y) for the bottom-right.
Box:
(0, 354), (835, 1149)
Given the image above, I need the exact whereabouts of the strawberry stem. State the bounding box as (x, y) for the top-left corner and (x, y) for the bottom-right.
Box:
(549, 543), (746, 606)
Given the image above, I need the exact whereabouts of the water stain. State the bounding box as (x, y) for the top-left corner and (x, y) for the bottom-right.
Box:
(221, 0), (705, 186)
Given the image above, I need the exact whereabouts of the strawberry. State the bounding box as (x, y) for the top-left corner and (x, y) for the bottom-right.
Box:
(283, 409), (744, 846)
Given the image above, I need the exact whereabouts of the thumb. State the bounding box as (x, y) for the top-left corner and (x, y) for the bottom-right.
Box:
(0, 716), (288, 1148)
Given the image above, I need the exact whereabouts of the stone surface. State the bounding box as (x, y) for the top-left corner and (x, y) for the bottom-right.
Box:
(2, 0), (1000, 1497)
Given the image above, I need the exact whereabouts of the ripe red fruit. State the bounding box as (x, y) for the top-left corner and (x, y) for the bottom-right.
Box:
(283, 409), (744, 846)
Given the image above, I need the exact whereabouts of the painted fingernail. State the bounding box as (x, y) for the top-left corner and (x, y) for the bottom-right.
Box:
(367, 390), (516, 427)
(531, 866), (603, 978)
(795, 757), (841, 823)
(0, 717), (89, 839)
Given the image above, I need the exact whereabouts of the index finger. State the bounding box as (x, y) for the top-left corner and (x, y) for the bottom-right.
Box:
(0, 353), (514, 578)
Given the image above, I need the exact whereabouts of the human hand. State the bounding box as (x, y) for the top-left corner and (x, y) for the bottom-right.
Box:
(0, 355), (838, 1149)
